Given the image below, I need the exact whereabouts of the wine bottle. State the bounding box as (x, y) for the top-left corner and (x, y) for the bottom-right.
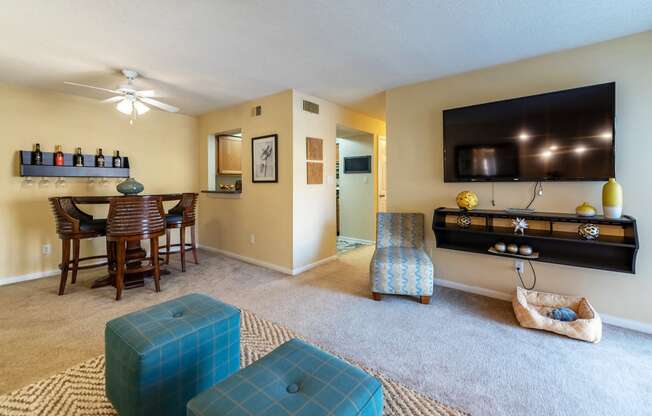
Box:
(74, 147), (84, 167)
(32, 143), (43, 165)
(96, 148), (105, 167)
(54, 145), (64, 166)
(113, 150), (122, 168)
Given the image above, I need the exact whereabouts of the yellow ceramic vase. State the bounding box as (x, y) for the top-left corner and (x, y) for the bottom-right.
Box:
(602, 178), (623, 219)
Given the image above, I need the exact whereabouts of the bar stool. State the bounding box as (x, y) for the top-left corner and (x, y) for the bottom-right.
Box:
(49, 197), (108, 295)
(161, 193), (198, 272)
(106, 196), (166, 301)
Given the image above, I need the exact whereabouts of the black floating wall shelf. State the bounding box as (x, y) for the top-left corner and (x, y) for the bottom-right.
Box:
(19, 151), (130, 178)
(432, 208), (639, 274)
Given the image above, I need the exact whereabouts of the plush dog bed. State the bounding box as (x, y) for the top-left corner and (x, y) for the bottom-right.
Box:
(512, 287), (602, 343)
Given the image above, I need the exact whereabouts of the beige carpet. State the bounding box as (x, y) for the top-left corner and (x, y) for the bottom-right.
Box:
(1, 247), (651, 416)
(0, 309), (464, 416)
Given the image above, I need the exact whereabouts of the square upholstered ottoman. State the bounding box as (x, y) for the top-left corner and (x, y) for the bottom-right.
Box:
(187, 338), (383, 416)
(105, 293), (240, 416)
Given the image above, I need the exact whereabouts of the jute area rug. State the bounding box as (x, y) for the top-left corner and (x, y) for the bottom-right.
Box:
(0, 310), (467, 416)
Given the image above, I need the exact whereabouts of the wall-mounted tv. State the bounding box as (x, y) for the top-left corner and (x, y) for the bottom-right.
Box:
(443, 82), (615, 182)
(344, 156), (372, 173)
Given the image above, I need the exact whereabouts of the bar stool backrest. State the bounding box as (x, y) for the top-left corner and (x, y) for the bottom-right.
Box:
(49, 197), (92, 236)
(169, 193), (198, 226)
(106, 196), (165, 240)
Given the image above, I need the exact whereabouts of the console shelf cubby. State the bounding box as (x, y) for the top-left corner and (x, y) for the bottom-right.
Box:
(19, 150), (130, 178)
(432, 208), (639, 274)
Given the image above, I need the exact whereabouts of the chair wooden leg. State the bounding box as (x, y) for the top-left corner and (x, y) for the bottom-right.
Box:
(152, 238), (161, 293)
(165, 228), (171, 265)
(191, 225), (198, 265)
(420, 296), (431, 305)
(180, 226), (186, 272)
(58, 239), (71, 296)
(115, 241), (125, 301)
(71, 239), (80, 284)
(372, 292), (381, 301)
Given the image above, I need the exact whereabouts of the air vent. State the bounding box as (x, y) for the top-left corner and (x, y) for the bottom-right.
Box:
(252, 105), (262, 117)
(302, 100), (319, 114)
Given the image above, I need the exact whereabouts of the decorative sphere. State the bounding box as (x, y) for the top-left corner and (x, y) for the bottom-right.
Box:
(507, 243), (519, 254)
(456, 191), (479, 211)
(578, 223), (600, 240)
(519, 245), (533, 256)
(494, 242), (506, 252)
(116, 177), (144, 195)
(456, 214), (472, 228)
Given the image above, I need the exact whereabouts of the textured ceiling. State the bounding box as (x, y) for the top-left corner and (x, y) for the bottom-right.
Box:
(1, 1), (651, 119)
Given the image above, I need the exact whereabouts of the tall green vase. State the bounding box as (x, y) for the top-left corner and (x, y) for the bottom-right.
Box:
(602, 178), (622, 219)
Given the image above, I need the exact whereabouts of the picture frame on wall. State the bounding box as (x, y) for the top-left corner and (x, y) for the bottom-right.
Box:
(251, 134), (278, 183)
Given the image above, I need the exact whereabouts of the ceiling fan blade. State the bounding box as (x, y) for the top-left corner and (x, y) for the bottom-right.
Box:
(101, 96), (125, 103)
(64, 81), (121, 95)
(139, 97), (179, 113)
(135, 90), (156, 97)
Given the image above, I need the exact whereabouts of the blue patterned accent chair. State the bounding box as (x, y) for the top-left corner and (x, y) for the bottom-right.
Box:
(105, 293), (240, 416)
(187, 338), (383, 416)
(370, 212), (434, 304)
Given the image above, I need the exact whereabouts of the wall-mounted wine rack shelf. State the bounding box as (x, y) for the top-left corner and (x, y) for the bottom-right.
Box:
(19, 151), (130, 178)
(432, 207), (639, 274)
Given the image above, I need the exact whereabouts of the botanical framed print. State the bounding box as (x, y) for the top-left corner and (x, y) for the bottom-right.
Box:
(251, 134), (278, 182)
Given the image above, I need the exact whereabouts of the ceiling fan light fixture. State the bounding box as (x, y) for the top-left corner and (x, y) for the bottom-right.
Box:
(134, 100), (150, 115)
(116, 98), (133, 115)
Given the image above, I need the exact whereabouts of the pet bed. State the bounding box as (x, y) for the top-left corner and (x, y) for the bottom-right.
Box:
(512, 286), (602, 343)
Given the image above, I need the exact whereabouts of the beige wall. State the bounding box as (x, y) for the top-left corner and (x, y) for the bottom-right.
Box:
(197, 90), (294, 270)
(292, 91), (385, 270)
(337, 134), (375, 242)
(386, 31), (652, 324)
(0, 84), (198, 281)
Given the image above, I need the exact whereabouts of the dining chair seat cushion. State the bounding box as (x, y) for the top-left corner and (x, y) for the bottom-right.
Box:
(79, 219), (107, 233)
(165, 213), (184, 224)
(105, 293), (241, 416)
(187, 338), (383, 416)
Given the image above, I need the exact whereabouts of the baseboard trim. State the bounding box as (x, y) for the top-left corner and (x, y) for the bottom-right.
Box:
(434, 278), (512, 301)
(198, 245), (293, 274)
(434, 277), (652, 335)
(292, 255), (337, 275)
(0, 269), (59, 286)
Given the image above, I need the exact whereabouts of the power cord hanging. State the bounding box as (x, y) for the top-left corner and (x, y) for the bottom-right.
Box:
(516, 260), (537, 290)
(524, 181), (542, 210)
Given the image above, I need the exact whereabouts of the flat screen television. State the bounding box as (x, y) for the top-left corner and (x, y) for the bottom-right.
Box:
(344, 156), (372, 173)
(443, 82), (615, 182)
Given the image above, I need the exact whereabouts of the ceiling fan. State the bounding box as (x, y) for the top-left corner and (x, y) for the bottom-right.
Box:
(64, 69), (179, 120)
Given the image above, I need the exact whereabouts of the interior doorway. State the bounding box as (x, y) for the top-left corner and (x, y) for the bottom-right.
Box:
(336, 125), (376, 253)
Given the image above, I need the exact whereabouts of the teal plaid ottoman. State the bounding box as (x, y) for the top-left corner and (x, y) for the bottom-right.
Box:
(105, 293), (240, 416)
(187, 338), (383, 416)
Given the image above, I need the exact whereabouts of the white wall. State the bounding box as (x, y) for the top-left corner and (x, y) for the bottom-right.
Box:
(338, 134), (375, 242)
(385, 31), (652, 325)
(292, 91), (386, 270)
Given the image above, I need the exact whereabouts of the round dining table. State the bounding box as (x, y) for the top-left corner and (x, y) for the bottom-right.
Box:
(71, 194), (183, 289)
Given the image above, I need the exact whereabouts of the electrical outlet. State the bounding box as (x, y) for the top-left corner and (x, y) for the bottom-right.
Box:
(514, 260), (524, 273)
(42, 243), (52, 256)
(250, 234), (256, 245)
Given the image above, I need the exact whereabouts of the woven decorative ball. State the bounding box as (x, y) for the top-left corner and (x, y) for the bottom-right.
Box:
(456, 191), (479, 211)
(578, 223), (600, 240)
(456, 214), (472, 228)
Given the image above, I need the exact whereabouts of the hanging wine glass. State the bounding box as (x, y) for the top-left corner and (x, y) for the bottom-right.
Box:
(55, 177), (67, 188)
(22, 177), (34, 188)
(99, 177), (108, 186)
(88, 177), (96, 185)
(38, 177), (50, 187)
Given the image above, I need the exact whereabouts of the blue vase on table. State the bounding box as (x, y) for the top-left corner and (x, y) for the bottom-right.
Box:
(117, 178), (144, 195)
